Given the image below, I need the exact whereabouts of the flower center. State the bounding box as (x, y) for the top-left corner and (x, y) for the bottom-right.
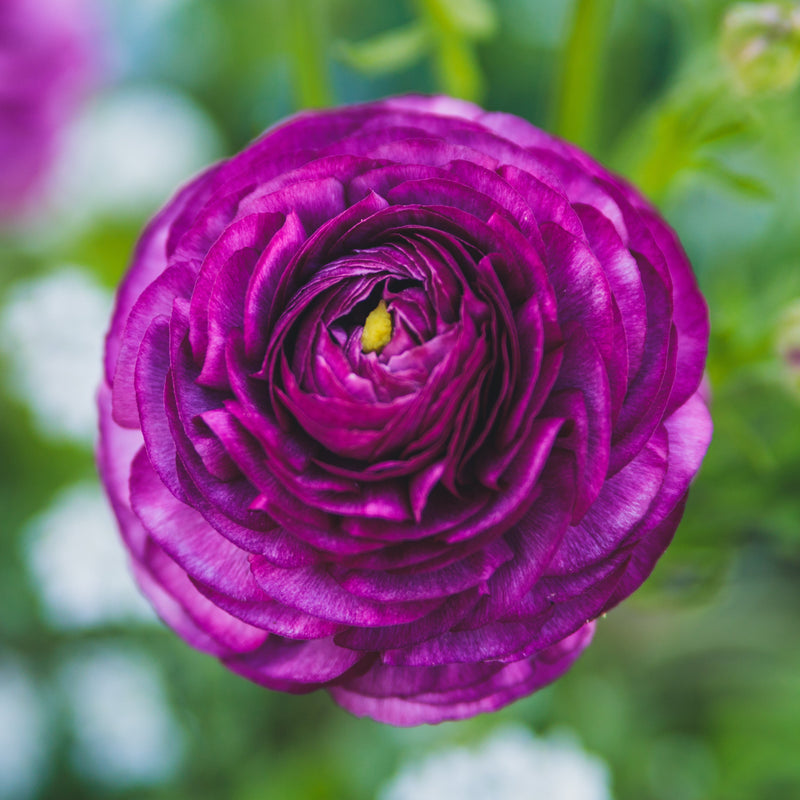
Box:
(361, 299), (392, 353)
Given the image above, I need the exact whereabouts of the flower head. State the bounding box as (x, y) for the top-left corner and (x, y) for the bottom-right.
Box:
(777, 298), (800, 395)
(99, 96), (712, 725)
(721, 2), (800, 95)
(0, 0), (96, 220)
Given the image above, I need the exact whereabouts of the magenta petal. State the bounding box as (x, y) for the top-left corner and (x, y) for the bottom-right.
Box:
(330, 623), (594, 726)
(104, 166), (223, 382)
(599, 390), (712, 612)
(250, 558), (443, 626)
(129, 449), (267, 603)
(243, 211), (308, 359)
(546, 322), (612, 519)
(130, 557), (231, 658)
(140, 540), (268, 654)
(333, 589), (481, 652)
(193, 581), (344, 639)
(548, 427), (668, 575)
(112, 266), (196, 428)
(336, 536), (513, 603)
(637, 206), (710, 415)
(97, 385), (149, 558)
(224, 637), (363, 693)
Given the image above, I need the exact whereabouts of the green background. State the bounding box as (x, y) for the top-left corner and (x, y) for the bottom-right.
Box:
(2, 1), (800, 798)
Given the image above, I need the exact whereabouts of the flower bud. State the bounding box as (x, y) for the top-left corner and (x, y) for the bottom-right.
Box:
(777, 299), (800, 395)
(721, 3), (800, 94)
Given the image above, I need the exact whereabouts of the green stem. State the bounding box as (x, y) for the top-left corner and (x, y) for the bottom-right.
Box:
(284, 0), (334, 109)
(414, 0), (487, 101)
(552, 0), (615, 151)
(432, 30), (484, 101)
(611, 77), (730, 204)
(628, 129), (691, 203)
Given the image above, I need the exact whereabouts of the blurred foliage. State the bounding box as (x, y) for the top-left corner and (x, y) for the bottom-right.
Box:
(551, 0), (615, 150)
(339, 0), (497, 101)
(2, 1), (800, 799)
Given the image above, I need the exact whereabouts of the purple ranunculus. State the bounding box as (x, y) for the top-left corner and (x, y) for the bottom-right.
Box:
(99, 96), (712, 726)
(0, 0), (95, 220)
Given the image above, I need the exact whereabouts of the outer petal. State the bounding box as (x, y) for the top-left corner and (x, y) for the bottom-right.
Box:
(330, 624), (594, 726)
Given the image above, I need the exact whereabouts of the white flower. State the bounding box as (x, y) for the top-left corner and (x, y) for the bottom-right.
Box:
(59, 647), (183, 786)
(53, 84), (222, 225)
(0, 268), (112, 444)
(0, 658), (49, 800)
(379, 724), (613, 800)
(25, 482), (155, 629)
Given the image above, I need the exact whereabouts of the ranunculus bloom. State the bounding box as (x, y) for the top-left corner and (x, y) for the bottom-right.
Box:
(0, 0), (95, 220)
(99, 96), (712, 726)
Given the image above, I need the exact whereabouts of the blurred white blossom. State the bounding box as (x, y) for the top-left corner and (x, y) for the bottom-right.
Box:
(59, 647), (183, 787)
(0, 658), (49, 800)
(379, 724), (613, 800)
(54, 85), (222, 225)
(0, 267), (112, 444)
(25, 482), (155, 629)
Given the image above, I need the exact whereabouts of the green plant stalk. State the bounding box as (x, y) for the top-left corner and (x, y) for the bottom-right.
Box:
(552, 0), (615, 151)
(432, 31), (484, 101)
(611, 75), (745, 204)
(414, 0), (487, 101)
(625, 115), (694, 203)
(284, 0), (334, 109)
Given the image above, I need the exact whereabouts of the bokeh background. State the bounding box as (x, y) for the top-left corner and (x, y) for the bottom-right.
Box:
(1, 1), (800, 798)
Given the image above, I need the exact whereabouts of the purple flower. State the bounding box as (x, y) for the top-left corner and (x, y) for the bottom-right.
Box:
(0, 0), (95, 220)
(99, 96), (712, 726)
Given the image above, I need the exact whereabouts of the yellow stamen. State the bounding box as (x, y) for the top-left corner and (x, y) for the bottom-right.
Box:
(361, 299), (392, 353)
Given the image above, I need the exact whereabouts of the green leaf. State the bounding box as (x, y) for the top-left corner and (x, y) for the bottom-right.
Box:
(693, 156), (773, 199)
(424, 0), (498, 39)
(433, 33), (485, 101)
(695, 114), (754, 146)
(337, 23), (430, 75)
